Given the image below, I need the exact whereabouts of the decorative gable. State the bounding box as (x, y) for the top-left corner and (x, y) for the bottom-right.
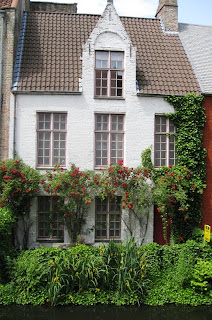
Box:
(82, 1), (137, 98)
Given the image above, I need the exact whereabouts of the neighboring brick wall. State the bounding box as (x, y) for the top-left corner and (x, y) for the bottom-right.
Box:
(30, 1), (77, 13)
(0, 9), (16, 160)
(202, 96), (212, 228)
(0, 0), (30, 160)
(156, 0), (178, 32)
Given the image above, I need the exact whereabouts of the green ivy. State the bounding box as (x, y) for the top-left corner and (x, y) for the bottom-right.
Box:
(166, 94), (206, 183)
(164, 94), (206, 241)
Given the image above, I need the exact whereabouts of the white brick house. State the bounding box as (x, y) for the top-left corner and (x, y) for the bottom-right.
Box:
(9, 0), (201, 248)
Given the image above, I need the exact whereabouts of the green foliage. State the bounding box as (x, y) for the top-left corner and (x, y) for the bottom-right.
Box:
(166, 94), (206, 183)
(1, 240), (211, 306)
(144, 240), (212, 306)
(0, 207), (14, 235)
(190, 260), (212, 293)
(154, 165), (203, 241)
(0, 207), (16, 283)
(141, 147), (154, 170)
(101, 238), (149, 295)
(164, 94), (206, 240)
(0, 159), (41, 266)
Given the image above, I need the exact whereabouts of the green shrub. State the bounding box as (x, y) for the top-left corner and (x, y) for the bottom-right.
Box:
(0, 207), (16, 283)
(1, 239), (212, 306)
(190, 260), (212, 293)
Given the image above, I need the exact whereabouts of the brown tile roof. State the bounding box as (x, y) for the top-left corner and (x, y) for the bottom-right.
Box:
(14, 12), (201, 95)
(122, 17), (201, 95)
(0, 0), (13, 8)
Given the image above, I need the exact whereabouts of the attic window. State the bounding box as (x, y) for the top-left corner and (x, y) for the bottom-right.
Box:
(95, 51), (124, 98)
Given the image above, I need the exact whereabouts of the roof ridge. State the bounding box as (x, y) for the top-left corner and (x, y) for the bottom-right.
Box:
(179, 22), (212, 28)
(27, 11), (101, 17)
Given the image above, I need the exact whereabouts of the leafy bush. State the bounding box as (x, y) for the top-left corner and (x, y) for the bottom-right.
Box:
(190, 260), (212, 293)
(1, 239), (211, 306)
(0, 207), (16, 283)
(144, 240), (212, 306)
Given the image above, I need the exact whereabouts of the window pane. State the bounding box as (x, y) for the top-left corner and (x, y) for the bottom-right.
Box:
(111, 52), (123, 61)
(102, 88), (107, 96)
(96, 51), (108, 60)
(44, 158), (49, 165)
(111, 88), (116, 96)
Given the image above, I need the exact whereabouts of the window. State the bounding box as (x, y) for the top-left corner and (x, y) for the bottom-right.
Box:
(95, 197), (121, 240)
(37, 113), (66, 167)
(95, 51), (124, 97)
(95, 114), (124, 166)
(154, 115), (177, 167)
(37, 197), (64, 240)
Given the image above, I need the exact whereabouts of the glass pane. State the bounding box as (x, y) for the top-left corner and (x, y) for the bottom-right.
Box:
(111, 52), (123, 61)
(96, 51), (108, 60)
(102, 158), (107, 165)
(102, 71), (108, 78)
(96, 79), (101, 87)
(96, 150), (101, 157)
(96, 88), (100, 96)
(102, 60), (108, 68)
(117, 72), (123, 78)
(60, 133), (65, 141)
(96, 60), (101, 69)
(111, 71), (116, 79)
(102, 88), (107, 96)
(96, 158), (101, 165)
(44, 157), (49, 165)
(111, 88), (116, 96)
(117, 61), (122, 69)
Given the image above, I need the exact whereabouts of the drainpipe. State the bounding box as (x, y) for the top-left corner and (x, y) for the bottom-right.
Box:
(0, 10), (5, 112)
(13, 92), (17, 159)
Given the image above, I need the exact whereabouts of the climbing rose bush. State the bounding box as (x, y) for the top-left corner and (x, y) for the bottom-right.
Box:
(154, 165), (203, 241)
(0, 159), (40, 218)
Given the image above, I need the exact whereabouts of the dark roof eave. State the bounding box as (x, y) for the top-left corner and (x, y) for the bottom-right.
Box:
(12, 90), (82, 95)
(137, 92), (189, 97)
(202, 93), (212, 97)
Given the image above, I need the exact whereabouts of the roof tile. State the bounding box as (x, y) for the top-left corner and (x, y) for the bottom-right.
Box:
(0, 0), (12, 8)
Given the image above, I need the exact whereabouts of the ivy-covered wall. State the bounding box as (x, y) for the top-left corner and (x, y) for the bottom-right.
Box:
(202, 96), (212, 228)
(165, 93), (206, 240)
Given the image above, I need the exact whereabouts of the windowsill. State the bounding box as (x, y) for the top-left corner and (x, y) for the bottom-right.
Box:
(36, 167), (67, 170)
(37, 238), (64, 243)
(94, 96), (125, 100)
(95, 239), (121, 243)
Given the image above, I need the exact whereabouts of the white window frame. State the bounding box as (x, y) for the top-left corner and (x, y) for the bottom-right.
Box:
(154, 115), (177, 167)
(95, 114), (125, 167)
(37, 196), (64, 240)
(95, 51), (124, 98)
(95, 197), (121, 240)
(37, 113), (67, 168)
